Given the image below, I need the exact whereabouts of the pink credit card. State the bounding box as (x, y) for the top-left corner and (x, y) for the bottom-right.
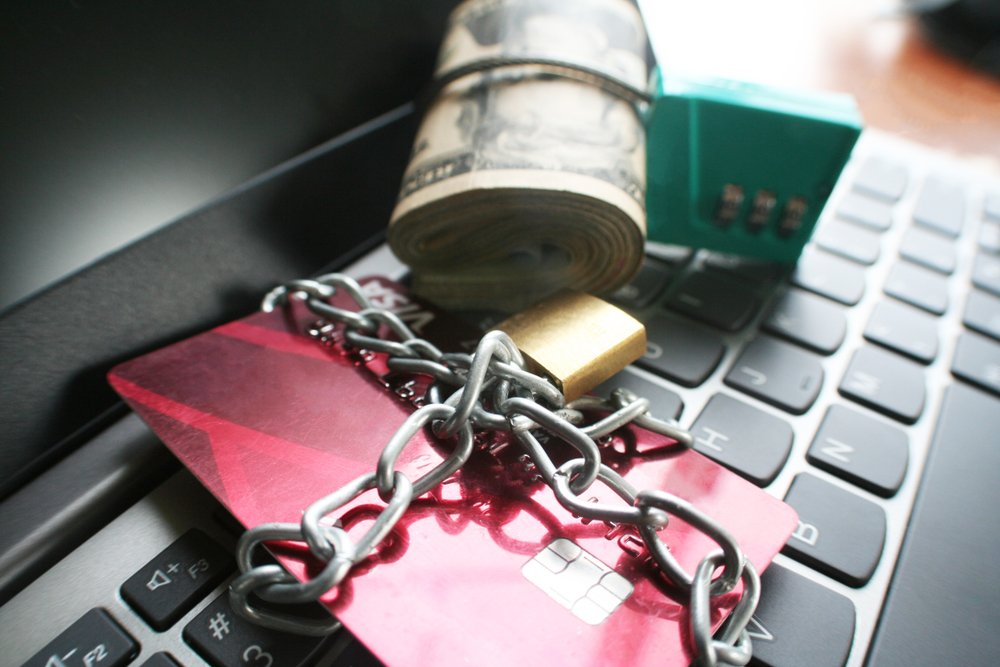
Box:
(109, 277), (798, 667)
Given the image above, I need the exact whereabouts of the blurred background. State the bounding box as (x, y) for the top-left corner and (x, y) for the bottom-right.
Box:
(1, 0), (998, 313)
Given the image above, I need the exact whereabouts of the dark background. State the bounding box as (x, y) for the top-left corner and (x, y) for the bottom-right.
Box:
(0, 1), (461, 495)
(0, 1), (458, 313)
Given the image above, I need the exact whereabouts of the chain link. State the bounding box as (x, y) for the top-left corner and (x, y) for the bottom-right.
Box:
(232, 274), (760, 665)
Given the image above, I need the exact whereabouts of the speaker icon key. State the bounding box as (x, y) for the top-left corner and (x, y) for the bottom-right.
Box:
(146, 569), (172, 592)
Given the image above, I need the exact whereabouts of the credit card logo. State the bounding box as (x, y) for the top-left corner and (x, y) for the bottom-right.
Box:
(521, 538), (633, 625)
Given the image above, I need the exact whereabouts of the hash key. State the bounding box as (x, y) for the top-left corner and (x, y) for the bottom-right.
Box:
(184, 593), (331, 667)
(839, 345), (926, 424)
(782, 473), (887, 587)
(725, 337), (824, 414)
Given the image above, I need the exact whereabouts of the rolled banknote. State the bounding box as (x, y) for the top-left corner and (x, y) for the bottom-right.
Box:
(388, 0), (651, 311)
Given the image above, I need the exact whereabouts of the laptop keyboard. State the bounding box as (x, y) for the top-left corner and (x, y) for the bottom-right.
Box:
(2, 129), (999, 667)
(597, 130), (1000, 666)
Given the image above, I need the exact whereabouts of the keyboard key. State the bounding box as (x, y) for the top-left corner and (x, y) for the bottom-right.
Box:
(637, 313), (725, 387)
(835, 192), (894, 231)
(883, 261), (949, 315)
(987, 193), (1000, 221)
(184, 594), (330, 667)
(609, 257), (675, 309)
(839, 345), (926, 424)
(664, 271), (761, 331)
(813, 219), (881, 265)
(725, 337), (824, 414)
(121, 529), (233, 631)
(898, 226), (956, 274)
(763, 288), (847, 355)
(864, 299), (939, 363)
(964, 289), (1000, 340)
(23, 608), (139, 667)
(972, 253), (1000, 297)
(782, 473), (886, 587)
(594, 369), (683, 420)
(865, 384), (1000, 667)
(807, 405), (909, 497)
(749, 564), (856, 667)
(332, 637), (384, 666)
(980, 221), (1000, 253)
(852, 156), (907, 201)
(791, 248), (866, 306)
(702, 252), (785, 283)
(951, 332), (1000, 396)
(140, 654), (182, 667)
(913, 176), (965, 237)
(690, 393), (793, 486)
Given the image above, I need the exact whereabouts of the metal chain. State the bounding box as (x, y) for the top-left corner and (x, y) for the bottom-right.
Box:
(235, 274), (759, 666)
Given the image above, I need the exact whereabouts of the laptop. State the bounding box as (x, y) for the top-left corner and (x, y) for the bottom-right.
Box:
(2, 2), (999, 666)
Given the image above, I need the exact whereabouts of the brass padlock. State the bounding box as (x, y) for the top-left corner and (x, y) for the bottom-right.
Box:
(496, 291), (646, 402)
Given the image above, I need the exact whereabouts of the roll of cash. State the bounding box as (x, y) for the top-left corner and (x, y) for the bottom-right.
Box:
(388, 0), (651, 311)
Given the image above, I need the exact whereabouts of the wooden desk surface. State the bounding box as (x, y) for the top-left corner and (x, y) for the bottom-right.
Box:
(646, 0), (1000, 169)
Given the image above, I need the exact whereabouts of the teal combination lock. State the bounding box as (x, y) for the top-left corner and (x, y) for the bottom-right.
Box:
(645, 68), (863, 263)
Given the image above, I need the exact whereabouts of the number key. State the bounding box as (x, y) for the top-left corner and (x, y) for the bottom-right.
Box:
(183, 594), (332, 667)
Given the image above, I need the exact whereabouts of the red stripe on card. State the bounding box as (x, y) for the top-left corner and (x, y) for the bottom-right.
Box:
(110, 375), (346, 523)
(213, 320), (336, 362)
